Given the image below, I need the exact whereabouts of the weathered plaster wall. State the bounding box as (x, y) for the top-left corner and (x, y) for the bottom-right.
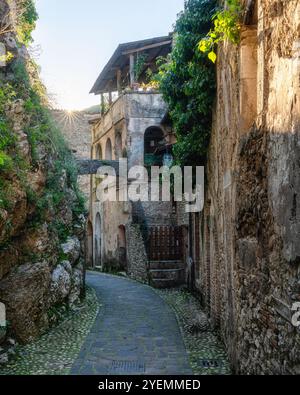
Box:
(101, 199), (131, 270)
(198, 0), (300, 375)
(90, 92), (172, 273)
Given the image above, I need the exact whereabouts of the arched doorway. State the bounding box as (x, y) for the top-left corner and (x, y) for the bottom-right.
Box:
(94, 213), (102, 268)
(105, 138), (113, 160)
(144, 127), (164, 166)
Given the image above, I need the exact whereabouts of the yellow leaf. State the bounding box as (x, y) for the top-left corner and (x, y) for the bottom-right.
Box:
(208, 51), (217, 63)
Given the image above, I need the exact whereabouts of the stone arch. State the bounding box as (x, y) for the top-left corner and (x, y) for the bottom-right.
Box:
(105, 138), (113, 160)
(115, 132), (122, 159)
(144, 126), (164, 166)
(94, 213), (102, 267)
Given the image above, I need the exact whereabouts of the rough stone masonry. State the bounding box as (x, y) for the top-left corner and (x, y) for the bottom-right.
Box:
(0, 0), (86, 346)
(196, 0), (300, 375)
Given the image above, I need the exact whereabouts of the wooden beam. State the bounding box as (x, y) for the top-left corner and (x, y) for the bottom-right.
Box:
(100, 94), (105, 115)
(129, 54), (135, 87)
(108, 91), (112, 104)
(122, 40), (172, 56)
(117, 69), (122, 94)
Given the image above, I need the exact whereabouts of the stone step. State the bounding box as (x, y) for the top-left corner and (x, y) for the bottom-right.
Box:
(149, 264), (186, 288)
(150, 268), (185, 280)
(151, 278), (184, 289)
(149, 260), (184, 270)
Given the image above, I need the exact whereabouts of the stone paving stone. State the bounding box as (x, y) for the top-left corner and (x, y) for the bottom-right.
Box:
(0, 288), (99, 376)
(157, 288), (232, 375)
(71, 272), (193, 376)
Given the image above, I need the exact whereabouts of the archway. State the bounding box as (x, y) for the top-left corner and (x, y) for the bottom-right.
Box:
(144, 127), (164, 166)
(105, 138), (113, 160)
(94, 213), (102, 267)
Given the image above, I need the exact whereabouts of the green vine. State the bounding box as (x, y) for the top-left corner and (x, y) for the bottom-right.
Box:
(154, 0), (217, 166)
(198, 0), (241, 63)
(134, 53), (148, 80)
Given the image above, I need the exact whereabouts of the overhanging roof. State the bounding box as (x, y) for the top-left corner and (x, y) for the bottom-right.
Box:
(90, 35), (172, 95)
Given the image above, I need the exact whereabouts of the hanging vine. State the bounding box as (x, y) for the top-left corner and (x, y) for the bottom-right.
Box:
(153, 0), (217, 166)
(198, 0), (241, 63)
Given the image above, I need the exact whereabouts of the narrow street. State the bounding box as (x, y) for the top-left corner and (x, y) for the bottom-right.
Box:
(0, 0), (299, 377)
(71, 272), (192, 375)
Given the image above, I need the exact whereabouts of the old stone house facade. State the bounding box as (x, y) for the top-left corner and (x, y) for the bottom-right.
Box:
(88, 37), (184, 286)
(185, 0), (300, 375)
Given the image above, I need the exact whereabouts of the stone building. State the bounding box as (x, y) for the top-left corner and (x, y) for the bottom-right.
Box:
(51, 110), (92, 201)
(184, 0), (300, 375)
(88, 36), (185, 287)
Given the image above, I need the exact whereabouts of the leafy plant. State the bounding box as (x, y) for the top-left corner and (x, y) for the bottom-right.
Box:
(134, 53), (148, 80)
(16, 0), (39, 45)
(154, 0), (217, 166)
(198, 0), (241, 63)
(0, 51), (14, 64)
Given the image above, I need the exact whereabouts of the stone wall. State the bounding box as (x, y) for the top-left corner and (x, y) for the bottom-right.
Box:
(0, 0), (86, 346)
(51, 110), (92, 201)
(197, 0), (300, 374)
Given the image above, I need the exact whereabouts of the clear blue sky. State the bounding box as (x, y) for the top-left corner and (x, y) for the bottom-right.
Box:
(32, 0), (185, 110)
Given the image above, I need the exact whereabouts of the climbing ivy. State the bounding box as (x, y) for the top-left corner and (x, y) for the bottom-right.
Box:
(198, 0), (241, 63)
(155, 0), (217, 166)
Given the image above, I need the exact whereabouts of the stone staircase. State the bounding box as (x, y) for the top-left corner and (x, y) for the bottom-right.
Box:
(149, 261), (186, 289)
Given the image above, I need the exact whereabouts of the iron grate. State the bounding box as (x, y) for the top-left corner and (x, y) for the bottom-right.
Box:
(108, 360), (146, 374)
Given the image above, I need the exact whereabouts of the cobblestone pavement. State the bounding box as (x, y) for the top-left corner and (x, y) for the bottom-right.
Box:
(71, 272), (192, 375)
(0, 288), (99, 375)
(157, 288), (232, 375)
